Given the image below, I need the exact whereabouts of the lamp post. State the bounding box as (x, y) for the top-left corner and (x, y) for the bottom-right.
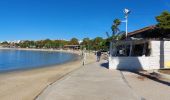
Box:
(123, 8), (131, 39)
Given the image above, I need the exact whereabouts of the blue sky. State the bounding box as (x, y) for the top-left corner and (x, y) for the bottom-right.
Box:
(0, 0), (169, 41)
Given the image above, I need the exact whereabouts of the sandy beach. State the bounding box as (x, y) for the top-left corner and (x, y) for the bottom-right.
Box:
(0, 49), (96, 100)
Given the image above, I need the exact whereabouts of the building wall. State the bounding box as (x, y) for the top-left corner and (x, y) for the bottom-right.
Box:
(109, 41), (170, 70)
(109, 56), (150, 70)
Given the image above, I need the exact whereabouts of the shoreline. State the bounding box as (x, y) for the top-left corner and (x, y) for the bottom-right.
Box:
(0, 54), (81, 75)
(0, 54), (80, 74)
(0, 48), (96, 100)
(0, 47), (82, 54)
(0, 47), (81, 73)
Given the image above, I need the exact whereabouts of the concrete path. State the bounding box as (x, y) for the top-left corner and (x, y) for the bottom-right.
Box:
(122, 71), (170, 100)
(36, 61), (141, 100)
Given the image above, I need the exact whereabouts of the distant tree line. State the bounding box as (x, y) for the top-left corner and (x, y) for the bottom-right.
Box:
(0, 37), (110, 51)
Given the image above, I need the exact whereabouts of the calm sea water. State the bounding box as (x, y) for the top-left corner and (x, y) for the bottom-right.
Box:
(0, 49), (78, 72)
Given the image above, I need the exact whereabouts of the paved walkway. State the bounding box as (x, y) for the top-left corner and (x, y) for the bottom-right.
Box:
(122, 71), (170, 100)
(36, 61), (141, 100)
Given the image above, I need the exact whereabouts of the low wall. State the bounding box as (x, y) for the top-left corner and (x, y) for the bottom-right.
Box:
(109, 56), (160, 70)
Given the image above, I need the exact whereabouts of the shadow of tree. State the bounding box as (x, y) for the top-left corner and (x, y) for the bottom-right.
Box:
(122, 70), (170, 86)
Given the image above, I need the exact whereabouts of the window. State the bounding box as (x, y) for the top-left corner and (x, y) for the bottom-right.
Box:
(112, 41), (151, 57)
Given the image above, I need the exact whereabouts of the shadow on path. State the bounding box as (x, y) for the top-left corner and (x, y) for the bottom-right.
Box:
(101, 60), (170, 86)
(122, 70), (170, 86)
(100, 62), (109, 69)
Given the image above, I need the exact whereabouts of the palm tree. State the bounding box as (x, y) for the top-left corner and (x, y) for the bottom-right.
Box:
(111, 19), (126, 40)
(111, 19), (121, 36)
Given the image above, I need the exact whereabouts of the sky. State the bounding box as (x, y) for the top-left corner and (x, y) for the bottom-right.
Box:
(0, 0), (169, 41)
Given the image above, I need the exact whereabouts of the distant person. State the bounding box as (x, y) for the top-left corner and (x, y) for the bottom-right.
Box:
(82, 48), (86, 66)
(96, 50), (102, 62)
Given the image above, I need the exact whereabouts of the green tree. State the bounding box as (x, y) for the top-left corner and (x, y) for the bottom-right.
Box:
(43, 39), (52, 48)
(82, 38), (90, 45)
(81, 38), (90, 50)
(19, 40), (32, 48)
(35, 40), (44, 48)
(156, 11), (170, 38)
(93, 37), (104, 50)
(69, 38), (79, 45)
(156, 11), (170, 29)
(1, 41), (9, 45)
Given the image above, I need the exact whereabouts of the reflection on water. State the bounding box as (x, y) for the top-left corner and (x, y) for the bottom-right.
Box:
(0, 49), (77, 72)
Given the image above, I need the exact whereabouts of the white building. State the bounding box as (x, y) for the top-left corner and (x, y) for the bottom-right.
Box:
(109, 26), (170, 70)
(109, 40), (170, 70)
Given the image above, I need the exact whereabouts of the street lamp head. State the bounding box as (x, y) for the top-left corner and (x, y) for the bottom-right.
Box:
(124, 8), (131, 15)
(123, 8), (131, 39)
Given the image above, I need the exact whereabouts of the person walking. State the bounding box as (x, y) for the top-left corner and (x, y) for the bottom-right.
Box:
(82, 48), (86, 66)
(96, 50), (102, 62)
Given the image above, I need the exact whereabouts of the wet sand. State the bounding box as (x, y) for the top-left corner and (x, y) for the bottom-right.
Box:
(0, 49), (96, 100)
